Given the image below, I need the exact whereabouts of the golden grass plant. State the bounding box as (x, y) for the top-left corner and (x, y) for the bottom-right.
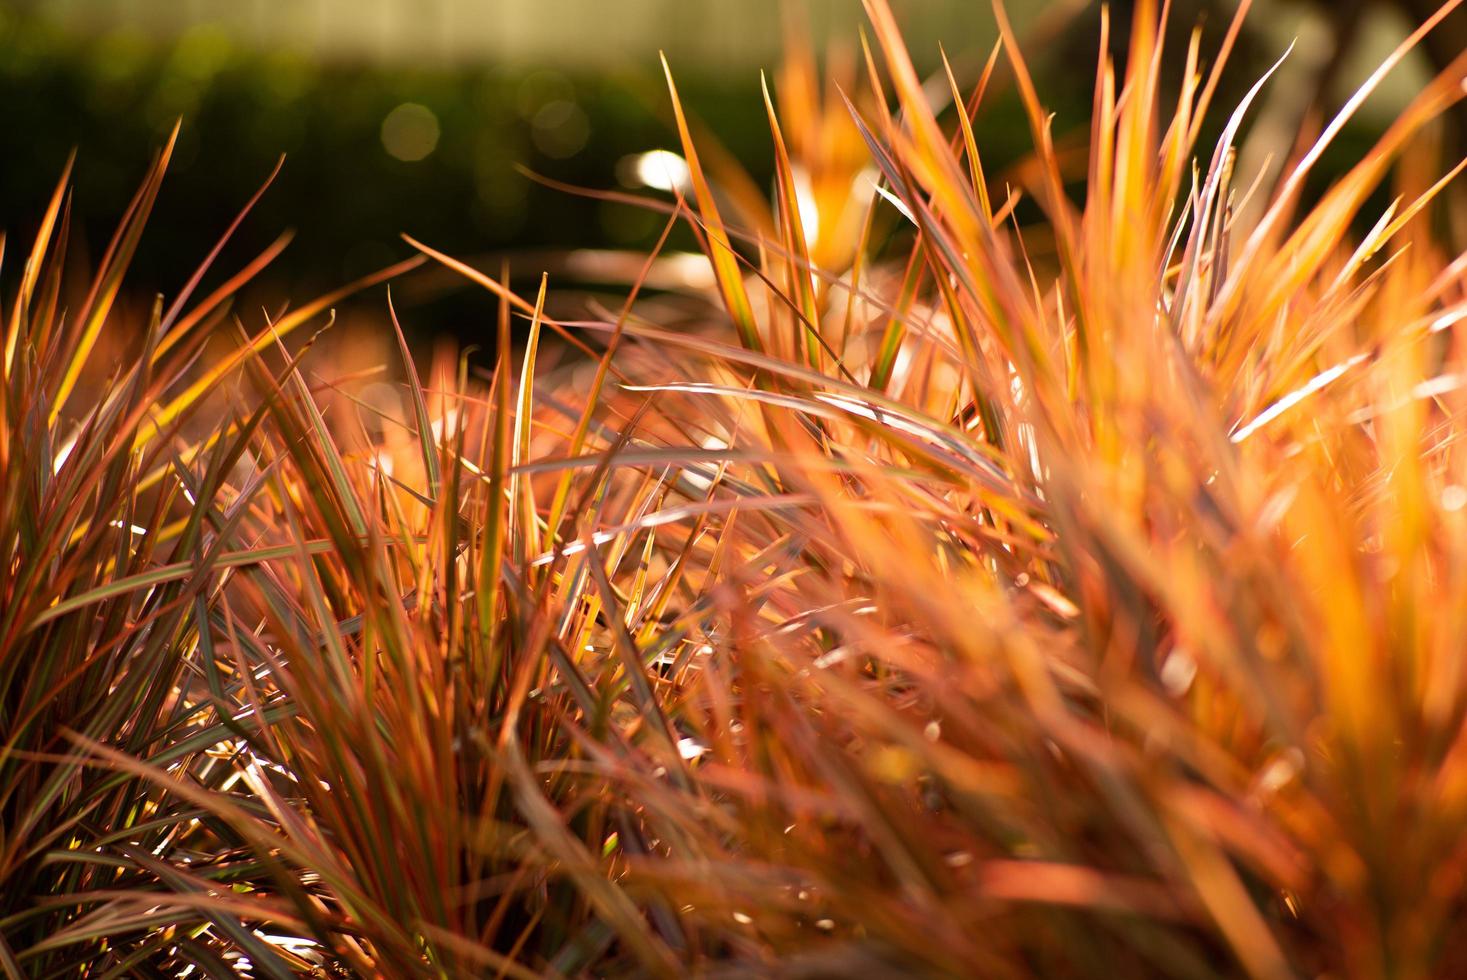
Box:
(4, 1), (1467, 975)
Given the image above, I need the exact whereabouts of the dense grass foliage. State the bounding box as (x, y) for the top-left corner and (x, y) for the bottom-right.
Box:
(4, 0), (1467, 975)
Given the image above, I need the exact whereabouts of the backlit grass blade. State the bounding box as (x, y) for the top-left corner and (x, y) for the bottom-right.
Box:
(4, 153), (72, 377)
(51, 123), (179, 422)
(141, 254), (425, 442)
(662, 54), (763, 353)
(761, 72), (822, 369)
(386, 287), (440, 498)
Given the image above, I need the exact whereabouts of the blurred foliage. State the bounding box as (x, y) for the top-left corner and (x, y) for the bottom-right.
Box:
(0, 2), (1457, 332)
(0, 10), (790, 308)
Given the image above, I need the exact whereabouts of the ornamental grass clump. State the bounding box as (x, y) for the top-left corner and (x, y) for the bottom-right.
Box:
(4, 0), (1467, 976)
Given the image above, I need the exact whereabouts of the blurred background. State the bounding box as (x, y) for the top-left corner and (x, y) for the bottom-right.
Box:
(0, 0), (1459, 346)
